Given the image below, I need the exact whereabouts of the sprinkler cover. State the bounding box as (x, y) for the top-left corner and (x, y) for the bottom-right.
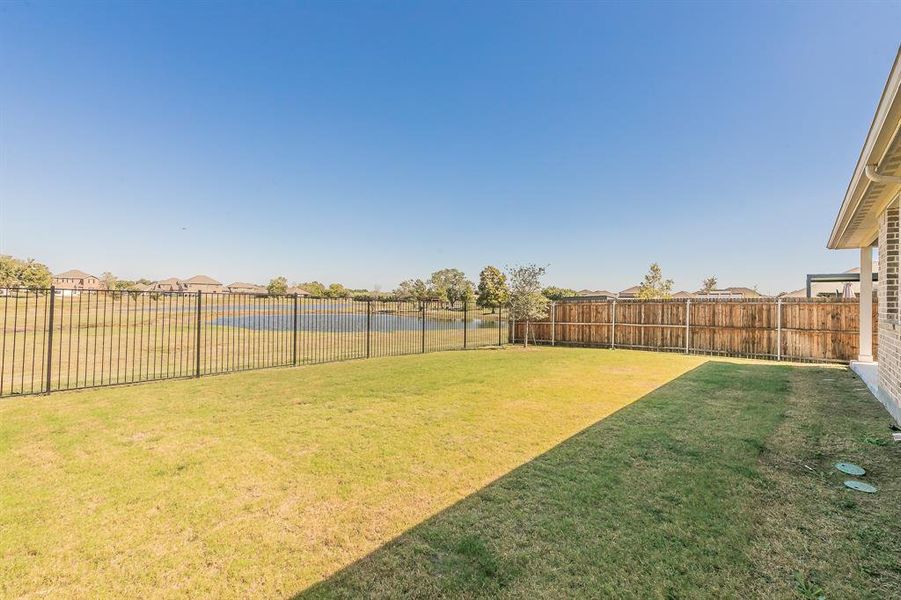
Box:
(844, 480), (877, 493)
(835, 462), (865, 476)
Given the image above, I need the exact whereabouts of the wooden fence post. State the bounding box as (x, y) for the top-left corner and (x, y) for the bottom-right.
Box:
(685, 298), (691, 354)
(551, 302), (556, 346)
(611, 299), (616, 349)
(776, 297), (782, 361)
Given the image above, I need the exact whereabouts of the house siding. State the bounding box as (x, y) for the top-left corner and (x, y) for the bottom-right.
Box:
(876, 206), (901, 423)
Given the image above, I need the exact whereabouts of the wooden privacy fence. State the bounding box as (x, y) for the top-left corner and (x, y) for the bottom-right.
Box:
(511, 298), (877, 363)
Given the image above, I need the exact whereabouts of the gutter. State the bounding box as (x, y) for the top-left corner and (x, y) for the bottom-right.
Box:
(864, 164), (901, 185)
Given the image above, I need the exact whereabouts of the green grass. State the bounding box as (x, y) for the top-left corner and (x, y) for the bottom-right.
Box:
(1, 348), (898, 597)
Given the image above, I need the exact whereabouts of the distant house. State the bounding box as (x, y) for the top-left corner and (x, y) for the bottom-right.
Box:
(286, 286), (311, 297)
(52, 270), (101, 295)
(779, 289), (807, 299)
(181, 275), (223, 294)
(226, 282), (267, 295)
(617, 285), (641, 299)
(575, 289), (615, 300)
(148, 278), (185, 293)
(672, 291), (696, 299)
(694, 287), (762, 299)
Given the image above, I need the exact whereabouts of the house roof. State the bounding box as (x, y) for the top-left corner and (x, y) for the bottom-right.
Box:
(286, 286), (310, 295)
(780, 288), (807, 298)
(53, 269), (96, 279)
(156, 277), (183, 285)
(227, 282), (266, 292)
(672, 291), (696, 299)
(618, 285), (641, 295)
(184, 275), (221, 285)
(829, 47), (901, 249)
(694, 287), (761, 297)
(578, 289), (615, 297)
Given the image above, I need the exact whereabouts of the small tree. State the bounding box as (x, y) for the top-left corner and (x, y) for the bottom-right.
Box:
(0, 255), (52, 291)
(267, 276), (288, 296)
(325, 283), (350, 298)
(297, 281), (327, 297)
(100, 271), (117, 291)
(637, 263), (673, 300)
(476, 266), (509, 313)
(700, 276), (718, 294)
(394, 278), (433, 302)
(507, 264), (549, 347)
(542, 286), (577, 301)
(429, 268), (473, 308)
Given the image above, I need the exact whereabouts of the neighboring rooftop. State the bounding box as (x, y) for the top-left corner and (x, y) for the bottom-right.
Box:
(53, 269), (96, 279)
(184, 275), (221, 285)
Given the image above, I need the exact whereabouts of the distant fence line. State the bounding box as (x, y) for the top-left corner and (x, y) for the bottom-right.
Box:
(511, 298), (875, 363)
(0, 287), (508, 397)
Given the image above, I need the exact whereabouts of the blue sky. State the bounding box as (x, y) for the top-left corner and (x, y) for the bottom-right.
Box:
(1, 1), (900, 294)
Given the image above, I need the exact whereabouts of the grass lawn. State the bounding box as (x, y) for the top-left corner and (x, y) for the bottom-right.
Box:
(1, 348), (899, 597)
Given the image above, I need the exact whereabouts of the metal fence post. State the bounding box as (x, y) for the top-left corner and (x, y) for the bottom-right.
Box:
(498, 305), (502, 345)
(366, 299), (371, 358)
(463, 300), (468, 349)
(421, 302), (426, 353)
(611, 299), (616, 349)
(195, 291), (202, 377)
(292, 293), (298, 366)
(45, 287), (55, 394)
(511, 313), (516, 345)
(685, 298), (691, 354)
(776, 297), (782, 361)
(551, 302), (556, 346)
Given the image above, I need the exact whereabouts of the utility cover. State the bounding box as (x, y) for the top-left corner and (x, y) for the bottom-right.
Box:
(844, 480), (877, 493)
(835, 462), (865, 476)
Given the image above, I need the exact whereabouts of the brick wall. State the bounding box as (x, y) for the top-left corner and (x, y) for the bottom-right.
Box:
(877, 206), (901, 423)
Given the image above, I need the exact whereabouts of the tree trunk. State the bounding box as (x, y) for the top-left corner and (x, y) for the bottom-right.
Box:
(524, 320), (529, 348)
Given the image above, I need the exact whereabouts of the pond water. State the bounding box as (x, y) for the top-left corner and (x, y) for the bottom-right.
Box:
(211, 313), (499, 333)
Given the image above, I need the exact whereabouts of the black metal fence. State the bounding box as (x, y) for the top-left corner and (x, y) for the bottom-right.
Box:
(0, 288), (509, 397)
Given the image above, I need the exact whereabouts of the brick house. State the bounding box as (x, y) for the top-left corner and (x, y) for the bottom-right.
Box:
(829, 47), (901, 424)
(181, 275), (223, 294)
(148, 277), (185, 293)
(52, 269), (101, 295)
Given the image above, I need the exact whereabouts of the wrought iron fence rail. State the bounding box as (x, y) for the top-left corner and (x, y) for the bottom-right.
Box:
(0, 288), (509, 397)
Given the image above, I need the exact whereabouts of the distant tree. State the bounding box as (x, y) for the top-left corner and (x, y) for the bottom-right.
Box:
(325, 283), (350, 298)
(267, 276), (288, 296)
(429, 268), (473, 307)
(637, 263), (673, 300)
(394, 279), (433, 302)
(507, 264), (549, 347)
(297, 281), (327, 297)
(476, 266), (509, 313)
(0, 256), (20, 288)
(0, 255), (52, 291)
(100, 271), (117, 291)
(542, 286), (577, 301)
(700, 276), (718, 294)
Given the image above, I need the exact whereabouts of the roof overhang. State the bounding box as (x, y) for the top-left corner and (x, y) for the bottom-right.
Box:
(829, 47), (901, 249)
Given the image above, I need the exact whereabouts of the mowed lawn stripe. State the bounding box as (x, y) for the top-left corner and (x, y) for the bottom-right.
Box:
(303, 362), (900, 599)
(0, 348), (705, 597)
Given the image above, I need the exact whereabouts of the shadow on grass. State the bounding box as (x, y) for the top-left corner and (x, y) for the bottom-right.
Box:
(296, 361), (797, 598)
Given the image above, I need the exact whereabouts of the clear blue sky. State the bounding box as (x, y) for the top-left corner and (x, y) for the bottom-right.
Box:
(1, 1), (900, 294)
